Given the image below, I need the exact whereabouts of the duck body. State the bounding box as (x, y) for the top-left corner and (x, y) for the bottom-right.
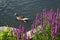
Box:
(16, 16), (29, 22)
(14, 13), (29, 22)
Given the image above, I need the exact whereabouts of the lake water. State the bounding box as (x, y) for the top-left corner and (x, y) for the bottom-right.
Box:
(0, 0), (60, 31)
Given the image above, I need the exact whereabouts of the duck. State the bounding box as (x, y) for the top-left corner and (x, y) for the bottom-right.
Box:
(14, 13), (29, 23)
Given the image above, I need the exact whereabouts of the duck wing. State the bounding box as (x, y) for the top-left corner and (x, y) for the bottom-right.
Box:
(22, 18), (29, 21)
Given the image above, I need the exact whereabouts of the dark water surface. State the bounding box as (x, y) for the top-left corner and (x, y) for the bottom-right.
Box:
(0, 0), (60, 31)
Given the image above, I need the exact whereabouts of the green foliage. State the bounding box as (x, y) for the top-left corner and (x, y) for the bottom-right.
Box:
(0, 27), (17, 40)
(31, 24), (60, 40)
(55, 32), (60, 40)
(31, 25), (52, 40)
(0, 25), (60, 40)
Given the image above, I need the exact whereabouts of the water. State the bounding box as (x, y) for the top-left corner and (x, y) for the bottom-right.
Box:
(0, 0), (60, 31)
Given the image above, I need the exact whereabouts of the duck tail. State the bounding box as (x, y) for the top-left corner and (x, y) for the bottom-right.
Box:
(23, 21), (27, 23)
(23, 20), (28, 23)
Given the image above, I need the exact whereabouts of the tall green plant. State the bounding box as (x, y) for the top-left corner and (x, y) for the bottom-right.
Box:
(0, 27), (17, 40)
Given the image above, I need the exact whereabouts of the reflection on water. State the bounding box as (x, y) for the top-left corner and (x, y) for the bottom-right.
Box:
(0, 0), (60, 31)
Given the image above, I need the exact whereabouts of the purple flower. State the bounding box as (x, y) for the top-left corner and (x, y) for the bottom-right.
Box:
(19, 25), (25, 33)
(17, 36), (21, 40)
(23, 34), (27, 40)
(23, 34), (30, 40)
(57, 8), (59, 14)
(42, 8), (47, 18)
(56, 20), (60, 28)
(10, 30), (13, 35)
(35, 13), (40, 24)
(48, 9), (54, 20)
(30, 30), (33, 36)
(31, 21), (39, 29)
(14, 29), (19, 35)
(10, 28), (15, 35)
(31, 23), (36, 29)
(51, 26), (58, 40)
(16, 29), (20, 33)
(27, 36), (30, 40)
(51, 27), (58, 36)
(35, 13), (40, 20)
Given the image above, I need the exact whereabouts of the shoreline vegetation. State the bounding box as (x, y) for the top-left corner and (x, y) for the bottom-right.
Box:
(0, 8), (60, 40)
(0, 25), (42, 38)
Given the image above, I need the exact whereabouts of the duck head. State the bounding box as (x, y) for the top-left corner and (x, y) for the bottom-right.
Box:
(14, 13), (19, 17)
